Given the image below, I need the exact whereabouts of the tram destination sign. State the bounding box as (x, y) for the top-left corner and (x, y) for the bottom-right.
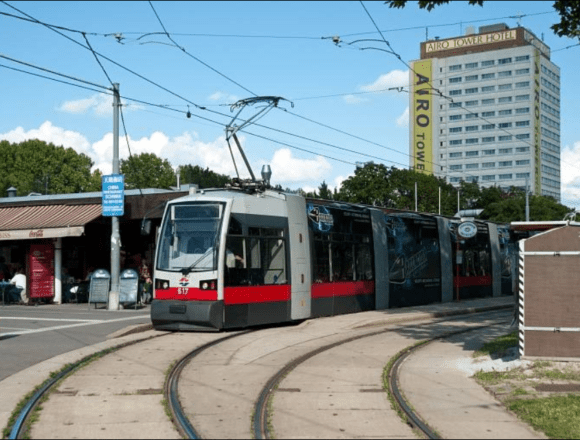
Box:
(102, 174), (124, 217)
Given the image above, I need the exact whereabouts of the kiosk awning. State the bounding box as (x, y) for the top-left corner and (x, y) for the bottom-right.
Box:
(0, 204), (102, 241)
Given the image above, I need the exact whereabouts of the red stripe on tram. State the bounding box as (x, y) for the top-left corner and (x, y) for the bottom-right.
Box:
(312, 281), (375, 298)
(224, 285), (291, 305)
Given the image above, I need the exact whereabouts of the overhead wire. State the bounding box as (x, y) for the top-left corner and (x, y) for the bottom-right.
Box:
(147, 0), (257, 97)
(356, 1), (574, 189)
(1, 1), (574, 198)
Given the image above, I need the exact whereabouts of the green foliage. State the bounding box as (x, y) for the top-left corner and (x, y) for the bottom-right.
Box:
(120, 153), (175, 190)
(0, 139), (101, 196)
(335, 164), (458, 215)
(508, 395), (580, 439)
(179, 165), (230, 189)
(332, 164), (573, 222)
(473, 331), (517, 358)
(386, 0), (580, 41)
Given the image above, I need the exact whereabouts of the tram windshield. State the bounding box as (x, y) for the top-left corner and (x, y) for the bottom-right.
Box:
(157, 203), (225, 273)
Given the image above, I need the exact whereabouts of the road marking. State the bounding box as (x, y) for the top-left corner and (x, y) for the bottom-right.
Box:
(1, 317), (98, 322)
(0, 315), (151, 337)
(0, 326), (31, 331)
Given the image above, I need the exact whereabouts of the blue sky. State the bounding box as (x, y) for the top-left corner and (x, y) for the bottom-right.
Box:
(1, 1), (579, 208)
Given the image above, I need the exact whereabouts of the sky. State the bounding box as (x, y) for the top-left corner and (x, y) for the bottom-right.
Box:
(1, 1), (579, 209)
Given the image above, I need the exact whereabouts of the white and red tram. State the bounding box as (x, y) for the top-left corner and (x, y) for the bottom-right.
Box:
(150, 186), (514, 331)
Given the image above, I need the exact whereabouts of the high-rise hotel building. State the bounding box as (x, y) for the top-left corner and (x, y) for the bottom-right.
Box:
(410, 24), (561, 200)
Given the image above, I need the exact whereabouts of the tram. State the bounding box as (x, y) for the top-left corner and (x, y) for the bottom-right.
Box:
(150, 184), (516, 331)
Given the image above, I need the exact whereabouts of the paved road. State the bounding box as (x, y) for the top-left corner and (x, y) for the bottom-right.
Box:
(0, 303), (151, 382)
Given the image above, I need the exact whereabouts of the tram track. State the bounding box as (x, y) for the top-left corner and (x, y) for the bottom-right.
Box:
(6, 307), (512, 439)
(252, 309), (511, 439)
(6, 333), (168, 440)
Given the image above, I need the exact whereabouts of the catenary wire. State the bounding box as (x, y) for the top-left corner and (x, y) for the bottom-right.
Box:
(2, 1), (572, 193)
(147, 0), (258, 97)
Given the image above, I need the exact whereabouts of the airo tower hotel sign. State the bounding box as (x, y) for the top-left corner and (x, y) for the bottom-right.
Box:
(425, 29), (517, 53)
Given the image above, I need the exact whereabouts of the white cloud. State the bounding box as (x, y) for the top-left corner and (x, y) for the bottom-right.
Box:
(208, 91), (240, 104)
(360, 70), (409, 93)
(561, 141), (580, 210)
(396, 107), (409, 127)
(59, 94), (142, 117)
(343, 94), (368, 105)
(0, 122), (334, 190)
(0, 121), (91, 154)
(266, 149), (332, 187)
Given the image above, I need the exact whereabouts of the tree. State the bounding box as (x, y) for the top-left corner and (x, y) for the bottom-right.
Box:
(179, 165), (231, 189)
(120, 153), (175, 190)
(0, 139), (101, 196)
(318, 181), (333, 200)
(336, 164), (458, 215)
(386, 1), (580, 41)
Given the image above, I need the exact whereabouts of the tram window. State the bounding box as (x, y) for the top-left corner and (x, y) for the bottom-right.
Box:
(355, 244), (373, 280)
(224, 233), (287, 286)
(313, 240), (330, 283)
(228, 217), (242, 235)
(332, 242), (354, 281)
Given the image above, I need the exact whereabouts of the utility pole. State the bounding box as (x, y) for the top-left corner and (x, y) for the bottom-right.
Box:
(525, 175), (530, 222)
(109, 83), (121, 310)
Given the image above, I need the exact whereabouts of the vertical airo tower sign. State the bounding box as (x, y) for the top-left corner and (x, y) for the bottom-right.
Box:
(410, 60), (433, 174)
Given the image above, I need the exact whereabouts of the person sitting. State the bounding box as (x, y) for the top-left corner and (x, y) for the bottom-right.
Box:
(7, 267), (27, 305)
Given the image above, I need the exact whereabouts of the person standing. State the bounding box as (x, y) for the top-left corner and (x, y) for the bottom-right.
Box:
(139, 257), (152, 304)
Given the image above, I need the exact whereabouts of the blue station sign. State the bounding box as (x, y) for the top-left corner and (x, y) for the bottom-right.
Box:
(102, 174), (124, 217)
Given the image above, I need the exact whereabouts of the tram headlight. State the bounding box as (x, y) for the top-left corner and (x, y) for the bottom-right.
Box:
(200, 279), (217, 290)
(155, 279), (170, 290)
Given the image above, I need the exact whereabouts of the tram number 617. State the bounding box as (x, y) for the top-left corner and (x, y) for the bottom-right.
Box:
(177, 287), (189, 295)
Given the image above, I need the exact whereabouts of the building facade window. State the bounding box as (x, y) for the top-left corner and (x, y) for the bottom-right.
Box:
(516, 134), (530, 140)
(516, 94), (530, 101)
(449, 64), (462, 71)
(516, 146), (530, 152)
(516, 160), (530, 166)
(516, 120), (530, 127)
(465, 151), (479, 157)
(465, 138), (479, 144)
(449, 89), (462, 95)
(482, 162), (495, 168)
(498, 135), (512, 141)
(465, 75), (478, 81)
(482, 175), (496, 181)
(450, 165), (462, 171)
(483, 149), (496, 155)
(465, 100), (478, 107)
(465, 163), (479, 169)
(499, 148), (513, 154)
(498, 84), (512, 91)
(482, 111), (495, 117)
(498, 122), (512, 128)
(465, 113), (479, 119)
(498, 110), (512, 116)
(482, 136), (495, 142)
(482, 60), (495, 67)
(516, 68), (530, 75)
(498, 70), (512, 77)
(499, 161), (513, 167)
(482, 98), (494, 105)
(481, 72), (495, 79)
(465, 125), (478, 132)
(481, 85), (495, 93)
(516, 81), (530, 88)
(498, 97), (512, 103)
(482, 124), (495, 130)
(515, 107), (530, 114)
(499, 174), (513, 180)
(449, 114), (462, 121)
(449, 77), (462, 83)
(449, 152), (462, 158)
(498, 57), (512, 64)
(465, 62), (478, 68)
(515, 55), (530, 62)
(449, 127), (462, 133)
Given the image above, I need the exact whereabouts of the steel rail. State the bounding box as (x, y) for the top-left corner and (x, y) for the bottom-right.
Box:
(253, 310), (511, 439)
(8, 334), (166, 439)
(165, 330), (254, 439)
(387, 319), (511, 439)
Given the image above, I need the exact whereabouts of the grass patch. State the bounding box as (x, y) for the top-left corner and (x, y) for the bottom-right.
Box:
(508, 395), (580, 439)
(473, 331), (518, 358)
(473, 368), (526, 385)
